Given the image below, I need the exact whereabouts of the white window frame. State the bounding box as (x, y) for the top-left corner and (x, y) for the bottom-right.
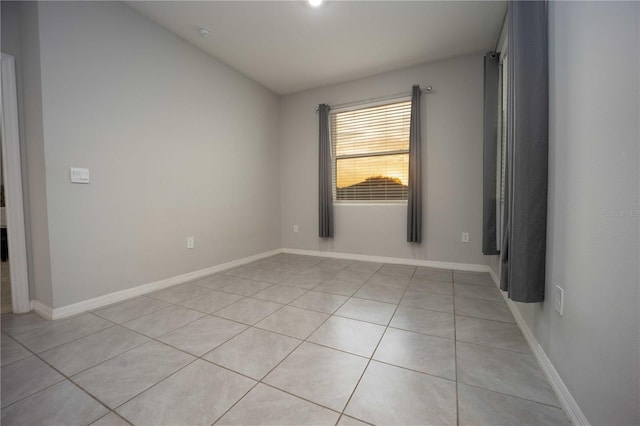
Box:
(1, 53), (30, 313)
(330, 96), (411, 205)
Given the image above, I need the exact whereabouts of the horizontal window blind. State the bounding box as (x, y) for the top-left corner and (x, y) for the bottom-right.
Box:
(331, 100), (411, 201)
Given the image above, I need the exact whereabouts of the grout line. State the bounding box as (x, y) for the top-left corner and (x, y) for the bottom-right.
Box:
(91, 297), (175, 324)
(95, 411), (133, 426)
(11, 319), (119, 358)
(457, 382), (566, 410)
(209, 278), (352, 425)
(336, 266), (417, 424)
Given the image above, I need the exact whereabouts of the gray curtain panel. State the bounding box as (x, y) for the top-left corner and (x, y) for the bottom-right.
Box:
(407, 85), (422, 243)
(318, 104), (334, 238)
(482, 52), (500, 255)
(500, 1), (548, 303)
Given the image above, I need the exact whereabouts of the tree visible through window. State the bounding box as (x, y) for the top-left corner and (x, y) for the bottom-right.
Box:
(330, 100), (411, 201)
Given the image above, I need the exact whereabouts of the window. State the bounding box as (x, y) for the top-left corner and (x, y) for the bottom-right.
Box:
(330, 100), (411, 201)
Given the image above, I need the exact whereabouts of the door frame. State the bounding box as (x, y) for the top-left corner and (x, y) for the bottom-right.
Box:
(1, 53), (30, 313)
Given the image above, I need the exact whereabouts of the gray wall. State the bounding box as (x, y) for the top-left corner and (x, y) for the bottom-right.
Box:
(496, 2), (639, 425)
(280, 54), (487, 266)
(17, 1), (282, 308)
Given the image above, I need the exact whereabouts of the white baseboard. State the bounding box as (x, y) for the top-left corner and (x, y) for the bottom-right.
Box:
(30, 300), (53, 320)
(488, 267), (589, 426)
(282, 248), (490, 273)
(31, 248), (282, 320)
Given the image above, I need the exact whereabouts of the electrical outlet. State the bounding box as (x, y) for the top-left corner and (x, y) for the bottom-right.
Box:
(461, 232), (470, 243)
(293, 225), (299, 233)
(187, 237), (194, 249)
(554, 285), (564, 316)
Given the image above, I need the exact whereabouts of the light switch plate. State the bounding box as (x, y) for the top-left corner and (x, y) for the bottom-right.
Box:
(554, 285), (564, 316)
(70, 167), (90, 184)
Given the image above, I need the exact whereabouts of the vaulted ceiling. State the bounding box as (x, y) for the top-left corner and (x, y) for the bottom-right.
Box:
(127, 1), (507, 95)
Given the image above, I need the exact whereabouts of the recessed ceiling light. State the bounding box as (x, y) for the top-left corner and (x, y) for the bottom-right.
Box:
(198, 27), (211, 38)
(308, 0), (323, 7)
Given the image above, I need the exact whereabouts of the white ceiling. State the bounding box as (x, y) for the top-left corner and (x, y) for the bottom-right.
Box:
(126, 1), (507, 95)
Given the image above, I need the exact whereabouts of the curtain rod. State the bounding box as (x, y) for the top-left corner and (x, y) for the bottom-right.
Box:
(315, 85), (432, 112)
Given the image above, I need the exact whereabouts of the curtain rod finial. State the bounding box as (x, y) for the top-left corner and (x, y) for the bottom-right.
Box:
(425, 86), (432, 92)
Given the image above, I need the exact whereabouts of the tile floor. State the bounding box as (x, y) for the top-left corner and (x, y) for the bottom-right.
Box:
(0, 254), (570, 425)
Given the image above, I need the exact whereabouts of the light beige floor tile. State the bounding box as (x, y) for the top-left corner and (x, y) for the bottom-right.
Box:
(148, 283), (211, 304)
(1, 380), (108, 426)
(457, 342), (559, 407)
(240, 269), (294, 284)
(179, 290), (244, 314)
(407, 278), (453, 295)
(353, 283), (405, 304)
(1, 356), (64, 408)
(458, 384), (569, 425)
(455, 297), (515, 323)
(225, 264), (262, 278)
(158, 316), (247, 356)
(296, 268), (338, 282)
(93, 297), (170, 324)
(13, 313), (112, 353)
(271, 263), (311, 275)
(252, 285), (308, 304)
(277, 275), (325, 290)
(1, 312), (50, 336)
(264, 342), (368, 411)
(373, 327), (455, 380)
(337, 415), (371, 425)
(256, 306), (329, 339)
(317, 259), (353, 271)
(219, 279), (273, 296)
(365, 273), (411, 289)
(455, 315), (529, 353)
(1, 333), (31, 367)
(90, 412), (131, 426)
(214, 298), (283, 325)
(73, 341), (195, 408)
(308, 316), (385, 357)
(189, 274), (240, 290)
(332, 269), (374, 284)
(291, 256), (325, 268)
(413, 267), (453, 283)
(122, 305), (204, 338)
(117, 360), (254, 426)
(290, 291), (348, 314)
(313, 278), (364, 297)
(345, 361), (456, 425)
(40, 325), (149, 376)
(455, 283), (503, 302)
(377, 264), (416, 278)
(390, 306), (455, 339)
(453, 271), (494, 286)
(216, 383), (339, 425)
(400, 289), (454, 313)
(346, 261), (383, 274)
(335, 298), (397, 326)
(204, 327), (300, 380)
